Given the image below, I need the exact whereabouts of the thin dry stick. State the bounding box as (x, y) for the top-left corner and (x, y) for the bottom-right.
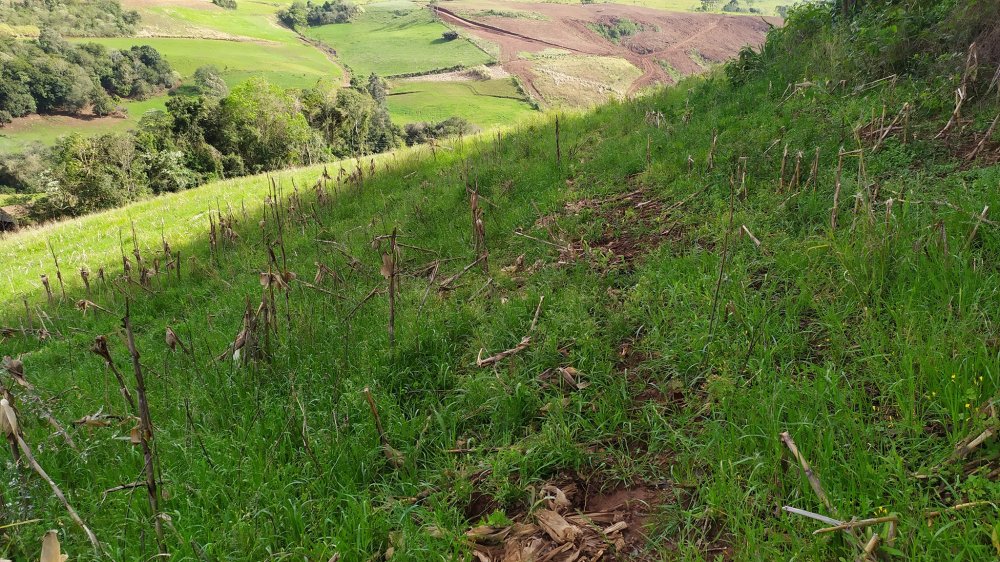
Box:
(707, 131), (718, 171)
(1, 402), (99, 551)
(949, 424), (997, 462)
(123, 300), (167, 556)
(792, 150), (803, 190)
(855, 534), (880, 562)
(362, 387), (403, 468)
(14, 433), (100, 550)
(831, 148), (845, 230)
(813, 515), (898, 535)
(555, 115), (561, 166)
(779, 143), (788, 191)
(807, 147), (820, 191)
(476, 336), (531, 368)
(387, 228), (398, 348)
(925, 500), (995, 519)
(48, 240), (66, 302)
(529, 295), (544, 332)
(780, 431), (834, 514)
(90, 336), (136, 413)
(438, 255), (486, 290)
(783, 506), (842, 526)
(966, 205), (990, 248)
(345, 286), (382, 321)
(935, 86), (966, 139)
(706, 174), (736, 349)
(10, 387), (77, 451)
(418, 261), (440, 312)
(741, 225), (762, 248)
(967, 112), (999, 161)
(513, 230), (567, 251)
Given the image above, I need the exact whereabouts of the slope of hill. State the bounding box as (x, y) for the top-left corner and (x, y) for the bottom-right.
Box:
(1, 2), (999, 560)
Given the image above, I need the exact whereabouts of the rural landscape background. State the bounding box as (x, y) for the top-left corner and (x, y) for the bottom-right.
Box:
(2, 0), (999, 560)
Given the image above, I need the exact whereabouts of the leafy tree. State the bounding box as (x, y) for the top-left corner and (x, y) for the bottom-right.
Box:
(277, 1), (309, 29)
(194, 66), (229, 98)
(214, 77), (315, 171)
(366, 73), (387, 104)
(0, 0), (141, 37)
(403, 117), (476, 146)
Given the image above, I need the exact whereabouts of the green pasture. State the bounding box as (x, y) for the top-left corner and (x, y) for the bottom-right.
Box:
(303, 1), (492, 77)
(387, 79), (535, 127)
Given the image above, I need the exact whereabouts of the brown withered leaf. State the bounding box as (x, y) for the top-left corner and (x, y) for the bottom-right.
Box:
(0, 398), (18, 436)
(40, 530), (68, 562)
(380, 253), (395, 279)
(2, 355), (31, 388)
(541, 484), (573, 513)
(535, 509), (581, 544)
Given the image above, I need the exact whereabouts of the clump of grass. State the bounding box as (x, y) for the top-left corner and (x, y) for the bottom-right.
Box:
(586, 16), (653, 44)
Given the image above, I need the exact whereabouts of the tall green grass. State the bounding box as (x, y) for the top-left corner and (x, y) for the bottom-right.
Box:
(1, 27), (999, 562)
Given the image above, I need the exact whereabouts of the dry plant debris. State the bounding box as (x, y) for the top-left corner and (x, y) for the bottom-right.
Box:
(466, 481), (649, 562)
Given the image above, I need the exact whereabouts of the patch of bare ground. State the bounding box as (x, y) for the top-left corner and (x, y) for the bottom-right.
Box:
(402, 65), (510, 82)
(438, 0), (777, 104)
(543, 186), (683, 272)
(466, 472), (668, 561)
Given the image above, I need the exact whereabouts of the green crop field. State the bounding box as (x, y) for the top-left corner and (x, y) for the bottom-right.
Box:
(303, 1), (493, 77)
(81, 37), (339, 89)
(2, 5), (1000, 561)
(387, 79), (535, 128)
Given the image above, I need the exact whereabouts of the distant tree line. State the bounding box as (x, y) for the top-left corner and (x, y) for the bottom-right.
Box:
(277, 0), (361, 29)
(0, 31), (177, 125)
(0, 0), (140, 37)
(698, 0), (774, 15)
(0, 72), (475, 219)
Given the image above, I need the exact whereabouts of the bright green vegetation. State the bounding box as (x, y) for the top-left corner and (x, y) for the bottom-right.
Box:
(0, 0), (139, 37)
(303, 1), (492, 77)
(0, 0), (342, 152)
(587, 16), (654, 43)
(81, 36), (338, 90)
(2, 2), (999, 560)
(387, 79), (535, 128)
(0, 97), (166, 154)
(657, 59), (683, 82)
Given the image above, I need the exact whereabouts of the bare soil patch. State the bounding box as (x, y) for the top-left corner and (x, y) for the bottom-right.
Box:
(559, 187), (683, 272)
(403, 65), (510, 82)
(439, 0), (776, 104)
(466, 472), (667, 561)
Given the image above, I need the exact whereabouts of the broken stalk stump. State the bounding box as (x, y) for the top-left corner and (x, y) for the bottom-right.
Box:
(122, 300), (168, 556)
(362, 387), (403, 468)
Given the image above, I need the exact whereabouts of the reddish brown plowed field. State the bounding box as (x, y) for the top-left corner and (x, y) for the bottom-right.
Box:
(437, 0), (778, 105)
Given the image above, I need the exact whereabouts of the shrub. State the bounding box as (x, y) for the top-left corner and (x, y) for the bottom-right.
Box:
(442, 30), (459, 41)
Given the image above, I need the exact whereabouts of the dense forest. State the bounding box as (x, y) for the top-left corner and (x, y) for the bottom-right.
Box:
(277, 0), (361, 28)
(0, 0), (140, 36)
(0, 72), (473, 218)
(0, 32), (176, 124)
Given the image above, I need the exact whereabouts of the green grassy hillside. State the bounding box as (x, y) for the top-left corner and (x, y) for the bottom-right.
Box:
(1, 3), (999, 560)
